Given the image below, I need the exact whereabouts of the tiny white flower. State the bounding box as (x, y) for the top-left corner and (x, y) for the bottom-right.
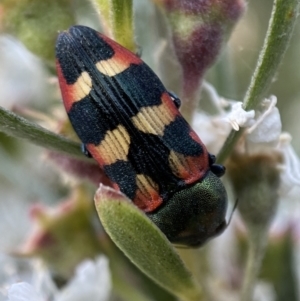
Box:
(192, 112), (231, 154)
(224, 102), (255, 131)
(201, 80), (225, 114)
(3, 256), (111, 301)
(242, 95), (300, 196)
(6, 282), (43, 301)
(202, 81), (255, 130)
(56, 256), (111, 301)
(0, 257), (57, 301)
(246, 96), (281, 149)
(193, 81), (256, 154)
(30, 260), (58, 299)
(277, 133), (300, 196)
(194, 88), (300, 197)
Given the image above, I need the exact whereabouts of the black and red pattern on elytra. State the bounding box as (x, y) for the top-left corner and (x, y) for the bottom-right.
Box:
(56, 25), (209, 210)
(56, 26), (228, 247)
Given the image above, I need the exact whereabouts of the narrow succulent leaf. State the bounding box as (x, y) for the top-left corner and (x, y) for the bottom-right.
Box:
(243, 0), (300, 111)
(89, 0), (112, 36)
(90, 0), (136, 52)
(110, 0), (135, 52)
(95, 185), (203, 301)
(217, 0), (300, 164)
(0, 106), (83, 158)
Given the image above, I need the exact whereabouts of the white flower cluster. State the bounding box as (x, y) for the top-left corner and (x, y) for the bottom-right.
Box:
(1, 256), (111, 301)
(192, 83), (300, 197)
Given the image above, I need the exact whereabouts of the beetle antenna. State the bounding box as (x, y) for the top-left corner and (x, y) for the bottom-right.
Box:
(227, 198), (239, 227)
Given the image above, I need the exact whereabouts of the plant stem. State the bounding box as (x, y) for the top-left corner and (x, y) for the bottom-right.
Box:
(240, 226), (269, 301)
(217, 0), (300, 164)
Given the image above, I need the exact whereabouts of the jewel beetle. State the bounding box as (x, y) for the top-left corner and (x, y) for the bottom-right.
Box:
(55, 25), (228, 247)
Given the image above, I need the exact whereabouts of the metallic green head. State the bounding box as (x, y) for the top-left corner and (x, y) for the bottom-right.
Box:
(147, 170), (228, 247)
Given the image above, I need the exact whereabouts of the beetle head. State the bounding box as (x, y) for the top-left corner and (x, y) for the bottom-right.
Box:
(148, 170), (228, 247)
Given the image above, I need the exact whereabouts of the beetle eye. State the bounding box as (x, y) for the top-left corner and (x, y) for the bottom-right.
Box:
(213, 220), (227, 236)
(211, 164), (226, 177)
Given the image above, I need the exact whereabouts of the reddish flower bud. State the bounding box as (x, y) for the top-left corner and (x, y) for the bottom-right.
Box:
(154, 0), (245, 117)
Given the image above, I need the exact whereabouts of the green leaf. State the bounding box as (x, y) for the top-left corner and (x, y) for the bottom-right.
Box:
(94, 185), (203, 301)
(110, 0), (135, 52)
(91, 0), (136, 52)
(0, 106), (83, 158)
(217, 0), (300, 164)
(90, 0), (112, 35)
